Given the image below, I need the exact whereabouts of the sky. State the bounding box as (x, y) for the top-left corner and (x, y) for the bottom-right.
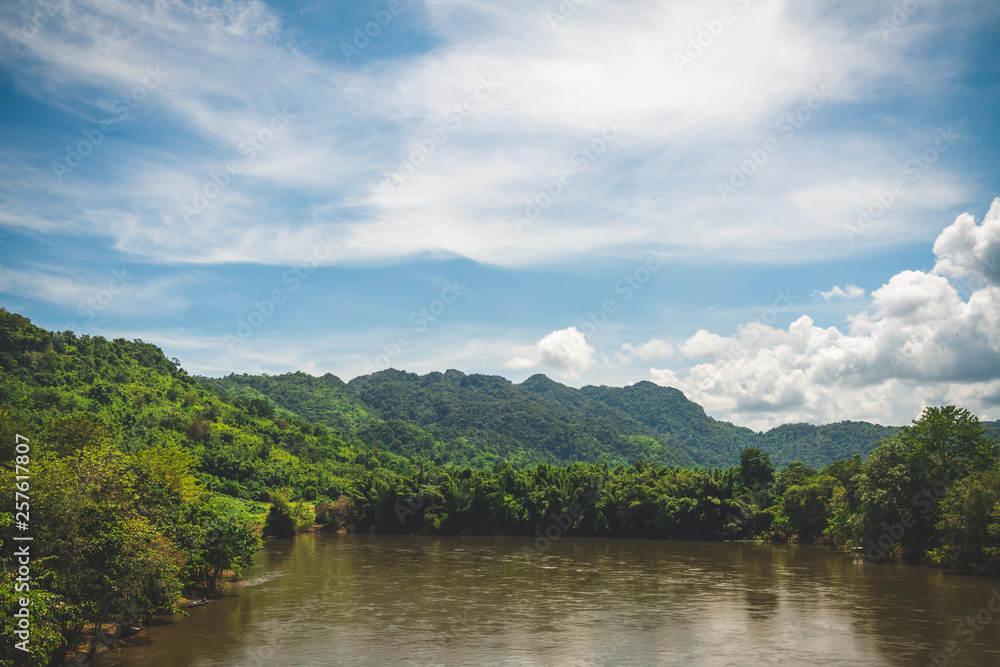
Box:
(0, 0), (999, 430)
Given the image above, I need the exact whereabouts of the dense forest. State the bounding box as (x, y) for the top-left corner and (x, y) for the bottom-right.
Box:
(206, 368), (902, 469)
(2, 308), (999, 666)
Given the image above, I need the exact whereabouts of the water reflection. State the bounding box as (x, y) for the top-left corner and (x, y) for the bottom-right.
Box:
(97, 534), (1000, 666)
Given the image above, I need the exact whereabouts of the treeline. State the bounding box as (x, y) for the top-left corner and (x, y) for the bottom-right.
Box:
(208, 369), (903, 470)
(2, 308), (999, 665)
(294, 406), (1000, 577)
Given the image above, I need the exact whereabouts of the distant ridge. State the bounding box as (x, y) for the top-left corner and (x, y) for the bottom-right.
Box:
(211, 368), (901, 469)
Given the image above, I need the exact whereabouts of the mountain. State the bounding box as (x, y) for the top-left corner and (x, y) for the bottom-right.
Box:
(528, 377), (758, 467)
(213, 368), (901, 469)
(0, 304), (900, 473)
(211, 369), (692, 467)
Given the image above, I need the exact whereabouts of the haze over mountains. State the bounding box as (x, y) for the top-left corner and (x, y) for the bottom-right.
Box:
(207, 369), (905, 469)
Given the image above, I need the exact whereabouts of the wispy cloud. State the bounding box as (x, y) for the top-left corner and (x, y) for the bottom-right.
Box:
(0, 0), (991, 268)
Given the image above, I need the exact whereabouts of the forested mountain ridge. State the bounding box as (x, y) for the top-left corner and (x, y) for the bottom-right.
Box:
(212, 368), (901, 469)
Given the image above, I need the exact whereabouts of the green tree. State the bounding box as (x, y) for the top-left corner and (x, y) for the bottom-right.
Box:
(42, 414), (115, 457)
(853, 437), (936, 558)
(899, 405), (997, 474)
(198, 502), (261, 591)
(263, 491), (312, 537)
(781, 475), (837, 542)
(775, 461), (816, 496)
(738, 447), (775, 490)
(934, 468), (1000, 571)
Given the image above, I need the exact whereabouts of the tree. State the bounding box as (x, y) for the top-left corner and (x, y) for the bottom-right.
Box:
(738, 448), (775, 490)
(853, 437), (937, 558)
(197, 502), (261, 592)
(775, 461), (816, 496)
(934, 468), (1000, 571)
(899, 406), (997, 474)
(781, 475), (837, 542)
(43, 414), (115, 457)
(30, 447), (184, 645)
(263, 491), (312, 537)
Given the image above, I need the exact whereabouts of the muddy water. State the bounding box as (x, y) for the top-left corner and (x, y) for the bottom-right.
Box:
(97, 534), (1000, 666)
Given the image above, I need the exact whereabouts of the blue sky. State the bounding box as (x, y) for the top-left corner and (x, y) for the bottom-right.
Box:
(1, 0), (999, 429)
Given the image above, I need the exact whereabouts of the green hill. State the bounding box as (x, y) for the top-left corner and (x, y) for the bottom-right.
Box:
(213, 368), (900, 469)
(212, 369), (693, 467)
(0, 308), (414, 502)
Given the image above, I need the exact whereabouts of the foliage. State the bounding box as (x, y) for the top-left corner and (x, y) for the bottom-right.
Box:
(263, 491), (313, 538)
(933, 468), (1000, 570)
(214, 369), (900, 470)
(738, 448), (775, 490)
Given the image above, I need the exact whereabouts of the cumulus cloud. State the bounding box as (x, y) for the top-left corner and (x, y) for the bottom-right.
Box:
(679, 330), (733, 360)
(503, 356), (536, 370)
(932, 197), (1000, 287)
(504, 326), (596, 379)
(813, 284), (866, 300)
(641, 201), (1000, 429)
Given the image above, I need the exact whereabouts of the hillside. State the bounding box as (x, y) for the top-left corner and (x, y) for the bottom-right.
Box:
(215, 368), (900, 469)
(211, 369), (693, 468)
(0, 308), (413, 501)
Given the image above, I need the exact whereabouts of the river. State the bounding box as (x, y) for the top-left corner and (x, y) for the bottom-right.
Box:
(96, 534), (1000, 666)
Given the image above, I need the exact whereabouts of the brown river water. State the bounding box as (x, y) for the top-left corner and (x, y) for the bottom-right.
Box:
(95, 533), (1000, 666)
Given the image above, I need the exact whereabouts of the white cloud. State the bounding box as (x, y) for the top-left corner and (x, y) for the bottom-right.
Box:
(814, 284), (866, 300)
(641, 201), (1000, 429)
(0, 0), (987, 267)
(503, 356), (536, 370)
(504, 326), (596, 379)
(932, 197), (1000, 287)
(679, 329), (732, 360)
